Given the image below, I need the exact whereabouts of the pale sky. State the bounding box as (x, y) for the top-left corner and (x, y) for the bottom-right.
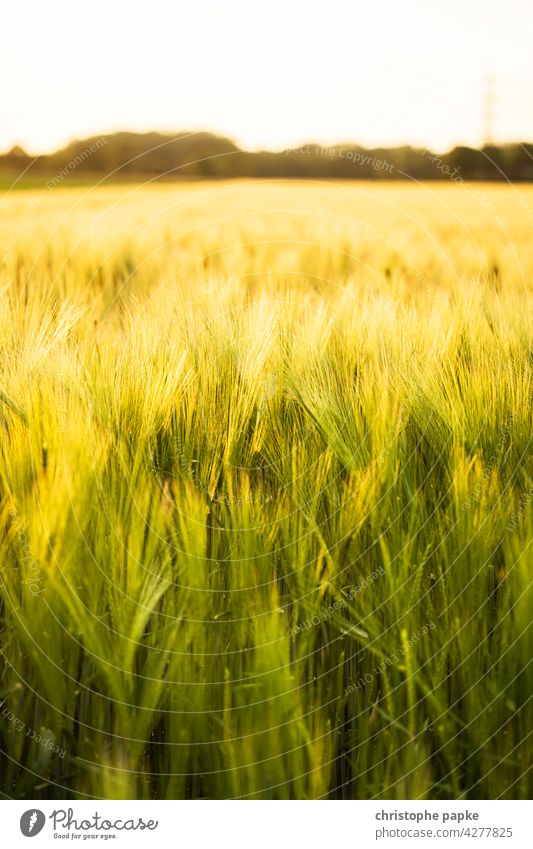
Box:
(2, 0), (532, 155)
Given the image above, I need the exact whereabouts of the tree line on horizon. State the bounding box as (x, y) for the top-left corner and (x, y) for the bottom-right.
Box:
(1, 131), (533, 182)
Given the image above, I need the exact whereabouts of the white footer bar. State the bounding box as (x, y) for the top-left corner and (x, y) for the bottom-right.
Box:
(1, 799), (530, 848)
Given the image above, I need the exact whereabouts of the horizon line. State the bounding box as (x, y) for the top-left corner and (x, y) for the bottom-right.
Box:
(3, 130), (533, 160)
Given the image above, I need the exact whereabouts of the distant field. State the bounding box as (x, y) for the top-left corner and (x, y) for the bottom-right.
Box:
(0, 181), (531, 799)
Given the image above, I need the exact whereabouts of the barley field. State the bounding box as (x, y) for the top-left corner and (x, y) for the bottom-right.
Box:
(0, 180), (531, 800)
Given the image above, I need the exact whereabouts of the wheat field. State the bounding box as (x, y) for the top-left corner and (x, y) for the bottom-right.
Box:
(0, 180), (531, 799)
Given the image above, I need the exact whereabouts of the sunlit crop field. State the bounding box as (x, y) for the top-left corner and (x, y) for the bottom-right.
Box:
(0, 181), (531, 799)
